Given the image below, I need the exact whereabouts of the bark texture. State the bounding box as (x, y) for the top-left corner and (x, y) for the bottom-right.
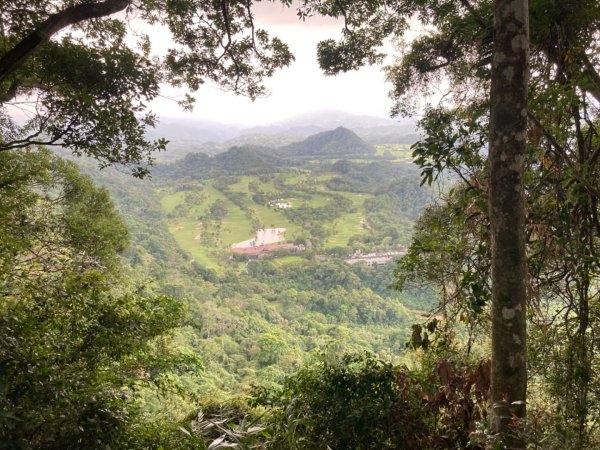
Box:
(488, 0), (529, 448)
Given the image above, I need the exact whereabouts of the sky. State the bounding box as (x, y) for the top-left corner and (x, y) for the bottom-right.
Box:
(148, 3), (403, 126)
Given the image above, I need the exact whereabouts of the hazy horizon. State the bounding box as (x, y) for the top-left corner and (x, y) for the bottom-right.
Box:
(154, 108), (416, 128)
(147, 4), (425, 126)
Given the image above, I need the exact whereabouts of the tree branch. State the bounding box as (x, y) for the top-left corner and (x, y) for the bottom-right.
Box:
(0, 0), (130, 85)
(579, 52), (600, 104)
(453, 0), (600, 104)
(458, 0), (488, 30)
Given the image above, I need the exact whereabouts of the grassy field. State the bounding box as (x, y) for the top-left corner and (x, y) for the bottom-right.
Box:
(283, 172), (336, 189)
(325, 192), (368, 248)
(228, 176), (277, 194)
(338, 192), (369, 206)
(251, 204), (301, 237)
(168, 219), (221, 268)
(325, 211), (364, 248)
(160, 191), (186, 214)
(375, 144), (413, 160)
(190, 186), (227, 217)
(159, 173), (377, 266)
(270, 255), (309, 268)
(219, 203), (253, 246)
(304, 193), (332, 208)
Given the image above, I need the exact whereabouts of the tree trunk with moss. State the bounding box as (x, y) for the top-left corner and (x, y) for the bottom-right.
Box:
(488, 0), (529, 447)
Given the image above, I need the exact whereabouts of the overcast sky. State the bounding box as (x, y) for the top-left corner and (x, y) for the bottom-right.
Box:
(149, 3), (404, 126)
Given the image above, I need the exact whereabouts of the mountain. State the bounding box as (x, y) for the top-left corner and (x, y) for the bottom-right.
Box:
(213, 145), (285, 169)
(277, 127), (374, 158)
(154, 145), (290, 179)
(155, 127), (377, 178)
(149, 111), (419, 162)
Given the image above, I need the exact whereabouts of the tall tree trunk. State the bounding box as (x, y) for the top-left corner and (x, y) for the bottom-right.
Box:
(488, 0), (529, 448)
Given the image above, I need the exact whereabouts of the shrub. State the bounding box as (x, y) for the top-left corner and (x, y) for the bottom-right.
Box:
(252, 352), (491, 450)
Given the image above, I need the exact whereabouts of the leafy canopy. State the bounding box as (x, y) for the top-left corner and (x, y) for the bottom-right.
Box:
(0, 0), (294, 176)
(0, 149), (200, 448)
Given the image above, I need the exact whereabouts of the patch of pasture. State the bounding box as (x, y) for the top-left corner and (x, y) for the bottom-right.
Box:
(189, 185), (229, 217)
(301, 193), (332, 208)
(283, 173), (334, 189)
(337, 191), (369, 207)
(228, 175), (278, 194)
(325, 210), (364, 248)
(218, 203), (254, 247)
(168, 219), (220, 269)
(374, 144), (413, 160)
(160, 191), (186, 214)
(252, 204), (301, 238)
(270, 255), (309, 268)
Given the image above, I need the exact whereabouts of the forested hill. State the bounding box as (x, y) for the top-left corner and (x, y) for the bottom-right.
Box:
(276, 127), (375, 158)
(153, 127), (380, 179)
(153, 145), (289, 179)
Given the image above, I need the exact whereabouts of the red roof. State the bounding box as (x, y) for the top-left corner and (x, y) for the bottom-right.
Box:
(232, 243), (297, 255)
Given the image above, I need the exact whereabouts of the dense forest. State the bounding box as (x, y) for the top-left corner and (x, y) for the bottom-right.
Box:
(1, 0), (599, 450)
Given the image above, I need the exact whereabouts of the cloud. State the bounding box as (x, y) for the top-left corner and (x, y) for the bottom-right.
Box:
(146, 2), (406, 125)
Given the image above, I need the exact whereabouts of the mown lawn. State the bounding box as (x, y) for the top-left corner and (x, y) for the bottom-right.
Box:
(270, 255), (309, 268)
(252, 204), (301, 238)
(325, 192), (370, 248)
(303, 193), (332, 208)
(168, 219), (221, 269)
(219, 203), (254, 246)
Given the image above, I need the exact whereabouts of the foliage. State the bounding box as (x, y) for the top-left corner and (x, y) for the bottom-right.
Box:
(255, 353), (422, 449)
(253, 352), (491, 450)
(300, 0), (600, 443)
(0, 0), (293, 175)
(0, 149), (199, 449)
(0, 148), (128, 276)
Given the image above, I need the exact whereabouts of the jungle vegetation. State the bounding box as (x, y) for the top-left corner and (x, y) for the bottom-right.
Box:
(1, 0), (599, 449)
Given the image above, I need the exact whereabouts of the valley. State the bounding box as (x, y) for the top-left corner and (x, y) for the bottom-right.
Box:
(4, 1), (598, 446)
(158, 170), (395, 268)
(74, 116), (436, 401)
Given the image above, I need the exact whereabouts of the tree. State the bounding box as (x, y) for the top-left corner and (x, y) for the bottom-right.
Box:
(0, 0), (293, 176)
(0, 149), (199, 448)
(304, 0), (598, 445)
(487, 0), (528, 445)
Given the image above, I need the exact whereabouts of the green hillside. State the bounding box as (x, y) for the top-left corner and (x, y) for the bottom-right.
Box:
(156, 165), (426, 271)
(277, 126), (375, 158)
(62, 127), (436, 407)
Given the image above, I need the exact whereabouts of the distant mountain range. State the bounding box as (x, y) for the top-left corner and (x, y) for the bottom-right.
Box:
(155, 127), (385, 179)
(148, 110), (418, 161)
(245, 110), (414, 134)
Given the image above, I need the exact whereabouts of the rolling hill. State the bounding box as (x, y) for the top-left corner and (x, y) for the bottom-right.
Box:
(276, 127), (374, 158)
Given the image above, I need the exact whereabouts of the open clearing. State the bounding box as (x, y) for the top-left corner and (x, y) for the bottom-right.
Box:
(160, 173), (376, 267)
(233, 228), (286, 248)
